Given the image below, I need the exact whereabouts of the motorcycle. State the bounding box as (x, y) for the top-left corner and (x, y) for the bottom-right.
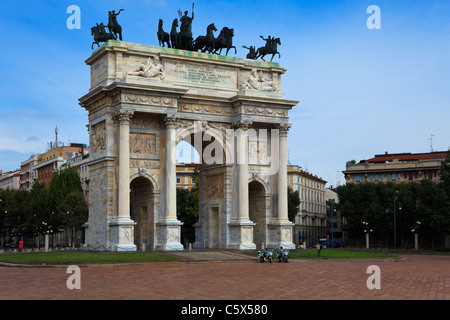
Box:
(277, 250), (289, 263)
(258, 250), (273, 263)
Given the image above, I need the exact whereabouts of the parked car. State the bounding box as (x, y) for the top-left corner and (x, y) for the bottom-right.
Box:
(5, 242), (16, 248)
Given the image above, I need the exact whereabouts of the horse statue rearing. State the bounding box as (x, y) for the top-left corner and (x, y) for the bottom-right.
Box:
(108, 9), (124, 41)
(170, 19), (179, 49)
(91, 23), (116, 49)
(211, 27), (236, 56)
(192, 23), (217, 53)
(157, 19), (171, 48)
(255, 36), (281, 62)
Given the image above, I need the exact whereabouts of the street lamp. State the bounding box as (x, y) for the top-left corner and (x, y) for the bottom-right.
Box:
(393, 196), (398, 249)
(330, 199), (335, 248)
(411, 221), (421, 250)
(363, 221), (373, 249)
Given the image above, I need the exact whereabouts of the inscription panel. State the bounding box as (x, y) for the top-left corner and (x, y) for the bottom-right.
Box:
(165, 62), (237, 88)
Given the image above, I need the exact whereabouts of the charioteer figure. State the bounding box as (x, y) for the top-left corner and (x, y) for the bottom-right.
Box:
(178, 3), (194, 50)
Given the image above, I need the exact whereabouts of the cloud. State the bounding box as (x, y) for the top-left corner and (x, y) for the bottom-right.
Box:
(24, 136), (40, 142)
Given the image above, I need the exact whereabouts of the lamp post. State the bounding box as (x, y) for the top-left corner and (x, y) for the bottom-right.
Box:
(411, 221), (421, 250)
(330, 199), (335, 248)
(363, 221), (372, 249)
(393, 196), (398, 249)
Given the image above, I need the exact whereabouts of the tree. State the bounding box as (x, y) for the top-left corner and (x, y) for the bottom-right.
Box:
(49, 165), (86, 230)
(287, 187), (300, 222)
(439, 149), (450, 188)
(25, 181), (52, 237)
(177, 166), (200, 244)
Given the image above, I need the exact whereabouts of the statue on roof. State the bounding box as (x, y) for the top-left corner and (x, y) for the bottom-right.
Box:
(177, 3), (194, 50)
(108, 9), (124, 41)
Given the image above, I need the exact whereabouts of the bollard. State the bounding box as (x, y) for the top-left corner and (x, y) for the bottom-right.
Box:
(415, 233), (419, 250)
(189, 243), (192, 251)
(44, 234), (49, 252)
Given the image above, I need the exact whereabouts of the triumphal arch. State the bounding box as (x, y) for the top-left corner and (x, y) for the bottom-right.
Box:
(79, 41), (298, 251)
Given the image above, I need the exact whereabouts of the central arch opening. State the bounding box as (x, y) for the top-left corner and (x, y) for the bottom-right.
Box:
(249, 180), (267, 249)
(130, 176), (154, 250)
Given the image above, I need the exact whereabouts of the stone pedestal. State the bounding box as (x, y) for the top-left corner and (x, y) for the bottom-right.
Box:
(268, 222), (296, 249)
(109, 217), (137, 251)
(156, 219), (184, 251)
(228, 220), (256, 250)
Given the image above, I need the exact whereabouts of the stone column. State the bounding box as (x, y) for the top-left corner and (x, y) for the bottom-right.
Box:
(229, 120), (255, 250)
(236, 120), (251, 221)
(277, 123), (291, 222)
(116, 110), (134, 218)
(110, 110), (137, 251)
(268, 123), (295, 249)
(157, 114), (183, 250)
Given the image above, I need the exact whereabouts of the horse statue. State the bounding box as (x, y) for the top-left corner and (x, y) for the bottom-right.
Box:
(157, 19), (171, 48)
(211, 27), (236, 56)
(170, 19), (180, 49)
(108, 9), (124, 41)
(91, 23), (116, 49)
(255, 36), (281, 62)
(192, 23), (217, 53)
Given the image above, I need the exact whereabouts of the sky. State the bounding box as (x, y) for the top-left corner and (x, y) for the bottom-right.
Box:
(0, 0), (449, 187)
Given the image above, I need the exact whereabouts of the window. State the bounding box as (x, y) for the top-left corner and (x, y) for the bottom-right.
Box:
(355, 175), (360, 182)
(176, 177), (181, 184)
(66, 153), (72, 158)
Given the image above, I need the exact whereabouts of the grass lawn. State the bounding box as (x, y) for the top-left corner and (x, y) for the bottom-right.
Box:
(0, 251), (183, 265)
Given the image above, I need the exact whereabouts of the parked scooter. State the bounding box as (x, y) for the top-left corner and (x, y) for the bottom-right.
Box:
(276, 250), (289, 263)
(258, 249), (273, 263)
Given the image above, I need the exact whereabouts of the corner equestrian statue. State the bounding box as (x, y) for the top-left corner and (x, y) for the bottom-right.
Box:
(108, 9), (124, 41)
(255, 35), (281, 62)
(91, 23), (116, 49)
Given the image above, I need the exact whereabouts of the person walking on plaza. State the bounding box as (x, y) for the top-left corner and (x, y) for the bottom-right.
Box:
(316, 242), (322, 257)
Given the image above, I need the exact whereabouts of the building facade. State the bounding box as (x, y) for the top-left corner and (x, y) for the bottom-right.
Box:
(0, 170), (20, 190)
(343, 151), (448, 184)
(287, 165), (327, 246)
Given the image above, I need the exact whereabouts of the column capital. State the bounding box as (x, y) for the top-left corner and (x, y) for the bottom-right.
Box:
(277, 123), (291, 136)
(113, 110), (134, 124)
(160, 114), (180, 128)
(232, 120), (252, 131)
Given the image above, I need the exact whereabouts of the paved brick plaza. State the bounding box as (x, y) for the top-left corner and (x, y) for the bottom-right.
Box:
(0, 253), (449, 300)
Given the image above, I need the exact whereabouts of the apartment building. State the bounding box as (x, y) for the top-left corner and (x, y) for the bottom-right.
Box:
(343, 151), (448, 184)
(287, 165), (327, 246)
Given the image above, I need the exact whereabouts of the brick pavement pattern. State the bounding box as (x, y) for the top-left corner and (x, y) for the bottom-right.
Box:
(0, 253), (449, 300)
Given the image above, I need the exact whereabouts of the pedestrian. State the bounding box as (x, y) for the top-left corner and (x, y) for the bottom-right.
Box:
(316, 242), (322, 257)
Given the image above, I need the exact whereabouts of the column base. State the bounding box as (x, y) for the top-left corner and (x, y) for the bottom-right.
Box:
(109, 217), (137, 252)
(228, 219), (256, 250)
(156, 218), (184, 251)
(268, 221), (296, 250)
